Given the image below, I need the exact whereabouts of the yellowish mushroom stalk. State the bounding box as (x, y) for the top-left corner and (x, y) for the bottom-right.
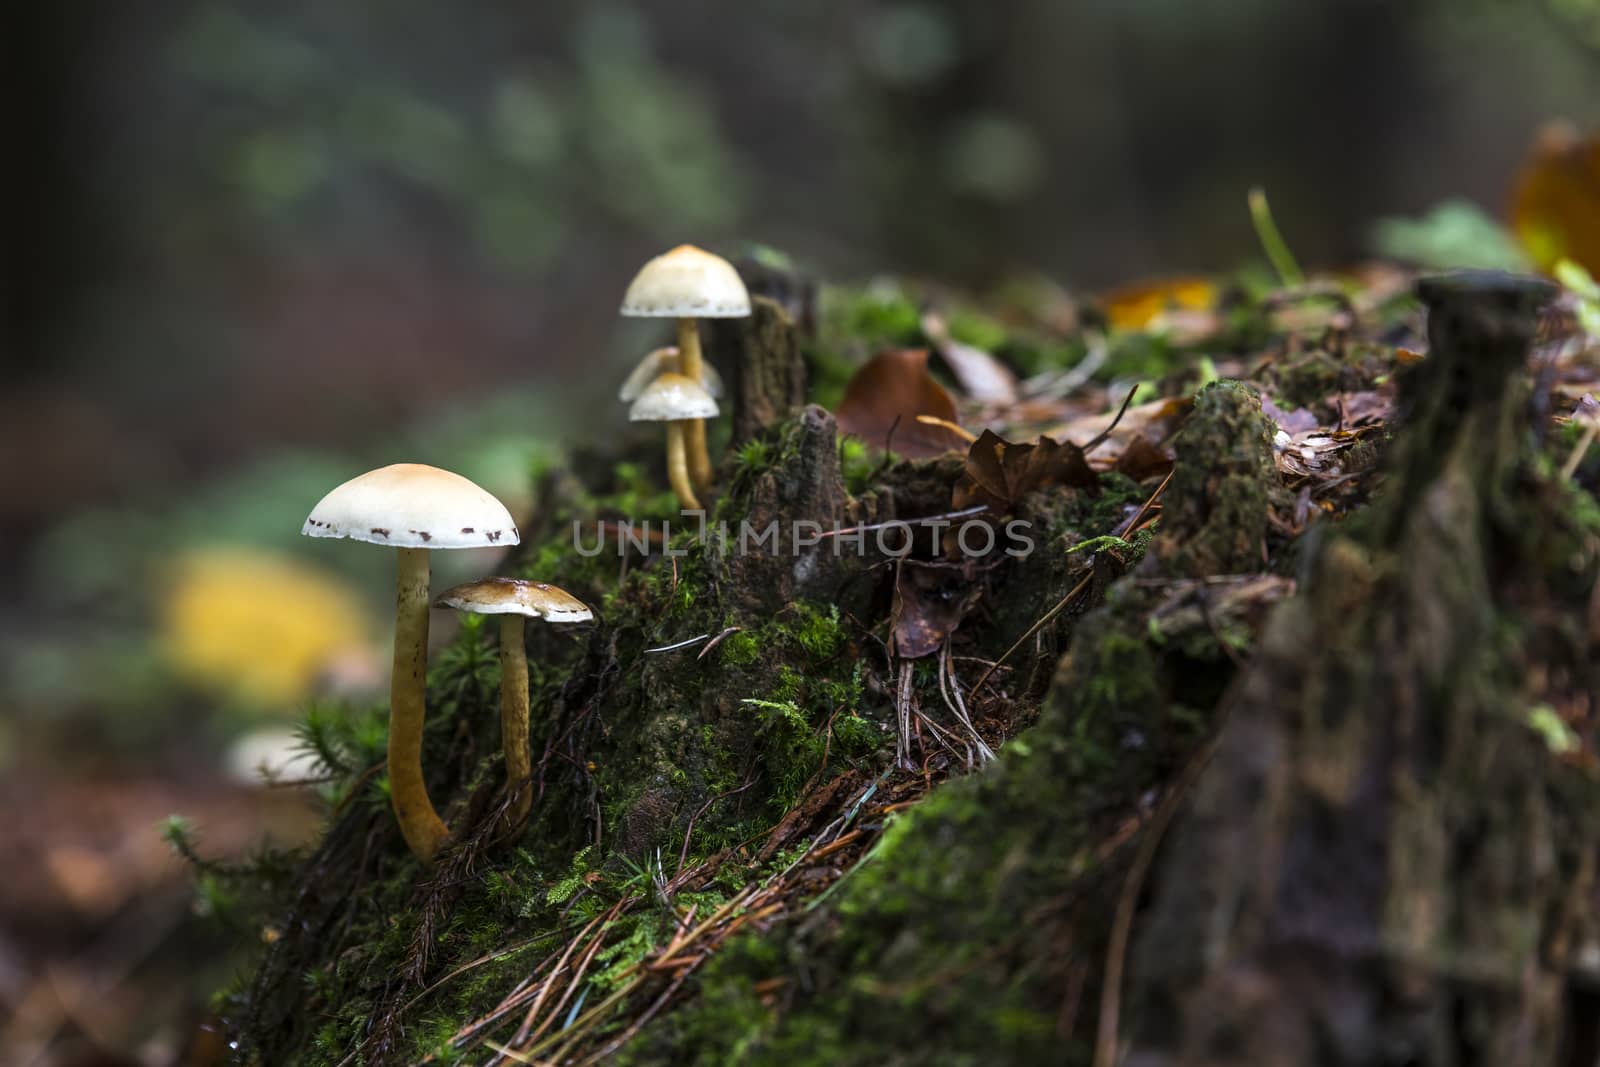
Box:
(301, 462), (522, 866)
(433, 577), (594, 838)
(628, 371), (718, 514)
(676, 316), (714, 493)
(498, 614), (532, 829)
(391, 547), (450, 862)
(665, 420), (700, 511)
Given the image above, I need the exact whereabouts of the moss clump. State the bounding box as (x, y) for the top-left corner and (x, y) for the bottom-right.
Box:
(614, 381), (1282, 1066)
(1153, 380), (1276, 576)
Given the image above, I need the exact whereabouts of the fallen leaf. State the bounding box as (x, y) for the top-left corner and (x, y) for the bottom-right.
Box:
(1100, 276), (1218, 331)
(1112, 437), (1173, 481)
(892, 561), (974, 659)
(1510, 121), (1600, 275)
(953, 429), (1099, 515)
(921, 311), (1020, 405)
(835, 348), (968, 457)
(1259, 396), (1320, 435)
(1047, 396), (1194, 462)
(1330, 390), (1391, 428)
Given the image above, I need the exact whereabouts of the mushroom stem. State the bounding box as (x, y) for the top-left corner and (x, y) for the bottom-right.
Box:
(665, 421), (701, 511)
(677, 316), (714, 496)
(498, 614), (532, 832)
(390, 547), (450, 864)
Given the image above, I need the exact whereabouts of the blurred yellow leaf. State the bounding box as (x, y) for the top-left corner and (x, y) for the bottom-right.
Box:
(161, 548), (373, 705)
(1100, 277), (1217, 331)
(1509, 121), (1600, 275)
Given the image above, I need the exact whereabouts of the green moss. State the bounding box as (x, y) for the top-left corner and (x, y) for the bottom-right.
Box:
(946, 306), (1009, 351)
(735, 439), (773, 478)
(718, 629), (761, 666)
(839, 436), (875, 496)
(790, 602), (844, 661)
(825, 284), (923, 349)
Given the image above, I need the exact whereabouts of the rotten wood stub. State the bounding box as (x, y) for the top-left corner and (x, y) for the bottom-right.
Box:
(704, 296), (808, 447)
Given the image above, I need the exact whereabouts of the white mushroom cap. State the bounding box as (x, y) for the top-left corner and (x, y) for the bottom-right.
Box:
(301, 463), (520, 550)
(629, 372), (719, 422)
(435, 577), (594, 624)
(618, 346), (725, 403)
(620, 245), (751, 318)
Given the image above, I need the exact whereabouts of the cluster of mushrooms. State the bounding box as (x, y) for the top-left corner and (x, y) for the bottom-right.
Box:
(619, 245), (752, 510)
(301, 246), (751, 863)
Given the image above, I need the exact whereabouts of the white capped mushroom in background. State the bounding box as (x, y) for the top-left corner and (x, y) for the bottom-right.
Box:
(628, 373), (719, 512)
(621, 246), (750, 496)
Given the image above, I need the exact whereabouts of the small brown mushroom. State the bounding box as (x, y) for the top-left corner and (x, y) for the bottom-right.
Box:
(435, 578), (592, 833)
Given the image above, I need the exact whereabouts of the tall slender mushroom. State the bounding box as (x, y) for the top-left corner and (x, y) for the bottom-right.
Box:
(434, 578), (593, 832)
(618, 345), (724, 405)
(630, 372), (719, 511)
(301, 463), (520, 864)
(620, 245), (750, 494)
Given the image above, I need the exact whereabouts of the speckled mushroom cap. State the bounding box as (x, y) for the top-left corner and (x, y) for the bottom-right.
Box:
(619, 245), (751, 318)
(434, 577), (593, 623)
(618, 346), (725, 403)
(301, 464), (520, 550)
(628, 372), (719, 422)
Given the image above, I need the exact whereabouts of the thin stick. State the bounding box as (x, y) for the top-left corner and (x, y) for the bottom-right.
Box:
(972, 570), (1092, 696)
(696, 626), (743, 660)
(941, 641), (995, 763)
(570, 967), (693, 1067)
(1083, 385), (1139, 454)
(509, 909), (608, 1046)
(1560, 421), (1598, 480)
(1117, 468), (1175, 538)
(915, 413), (978, 442)
(896, 661), (915, 770)
(643, 633), (711, 654)
(819, 505), (989, 539)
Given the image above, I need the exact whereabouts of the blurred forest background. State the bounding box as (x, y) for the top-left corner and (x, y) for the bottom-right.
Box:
(4, 0), (1599, 1063)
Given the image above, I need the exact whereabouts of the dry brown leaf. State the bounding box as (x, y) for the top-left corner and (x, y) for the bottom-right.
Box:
(835, 348), (968, 457)
(1510, 121), (1600, 275)
(892, 561), (974, 659)
(953, 429), (1099, 515)
(1259, 396), (1320, 435)
(1330, 390), (1391, 428)
(921, 311), (1020, 405)
(1112, 437), (1173, 481)
(1048, 396), (1193, 462)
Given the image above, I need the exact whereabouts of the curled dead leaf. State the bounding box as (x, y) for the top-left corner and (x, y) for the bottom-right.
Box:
(953, 429), (1100, 515)
(1112, 436), (1173, 481)
(892, 560), (975, 659)
(835, 348), (968, 457)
